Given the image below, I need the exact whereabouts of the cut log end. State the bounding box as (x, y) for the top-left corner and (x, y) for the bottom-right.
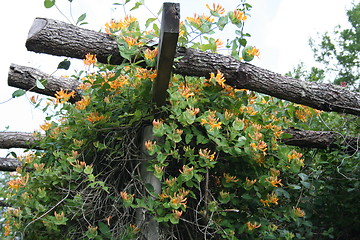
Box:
(28, 18), (47, 40)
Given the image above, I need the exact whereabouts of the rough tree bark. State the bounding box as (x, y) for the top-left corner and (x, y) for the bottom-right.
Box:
(0, 132), (41, 149)
(282, 128), (359, 154)
(8, 63), (81, 102)
(25, 17), (360, 116)
(0, 157), (21, 171)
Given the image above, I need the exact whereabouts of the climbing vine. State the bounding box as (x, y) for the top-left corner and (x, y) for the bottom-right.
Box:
(2, 1), (357, 240)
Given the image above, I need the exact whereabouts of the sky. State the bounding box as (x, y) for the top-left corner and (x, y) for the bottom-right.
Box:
(0, 0), (355, 157)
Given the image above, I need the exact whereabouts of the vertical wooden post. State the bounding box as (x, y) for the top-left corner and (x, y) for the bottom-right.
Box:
(152, 2), (180, 107)
(136, 3), (180, 239)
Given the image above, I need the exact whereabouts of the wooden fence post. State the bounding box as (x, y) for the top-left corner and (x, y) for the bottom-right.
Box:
(136, 3), (180, 239)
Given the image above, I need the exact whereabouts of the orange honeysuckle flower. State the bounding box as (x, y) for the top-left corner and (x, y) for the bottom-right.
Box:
(293, 206), (305, 217)
(186, 107), (200, 116)
(152, 119), (163, 129)
(267, 192), (279, 205)
(170, 193), (187, 208)
(172, 209), (183, 219)
(83, 53), (97, 66)
(215, 39), (224, 49)
(77, 82), (92, 91)
(178, 82), (195, 99)
(108, 76), (129, 91)
(266, 176), (283, 187)
(247, 46), (260, 58)
(86, 112), (105, 123)
(165, 177), (177, 187)
(120, 191), (134, 201)
(4, 221), (11, 236)
(246, 221), (261, 231)
(201, 14), (215, 23)
(223, 173), (239, 183)
(135, 68), (157, 80)
(206, 3), (226, 14)
(245, 177), (257, 186)
(144, 48), (158, 60)
(199, 148), (216, 161)
(40, 122), (51, 131)
(130, 224), (140, 234)
(55, 89), (75, 103)
(75, 96), (91, 110)
(122, 36), (142, 48)
(186, 14), (202, 25)
(179, 165), (194, 175)
(209, 70), (226, 88)
(201, 111), (222, 130)
(233, 10), (247, 21)
(144, 140), (156, 151)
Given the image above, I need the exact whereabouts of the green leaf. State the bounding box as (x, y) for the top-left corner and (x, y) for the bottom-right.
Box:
(145, 18), (157, 28)
(12, 89), (26, 98)
(76, 13), (87, 25)
(36, 79), (47, 89)
(98, 222), (111, 237)
(130, 0), (144, 10)
(281, 133), (293, 139)
(44, 0), (56, 8)
(57, 59), (71, 70)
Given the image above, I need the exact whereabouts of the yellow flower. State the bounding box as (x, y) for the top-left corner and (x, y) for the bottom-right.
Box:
(209, 70), (226, 88)
(55, 89), (75, 103)
(233, 10), (247, 21)
(206, 3), (226, 14)
(40, 122), (51, 131)
(293, 206), (305, 217)
(144, 48), (158, 60)
(247, 46), (260, 58)
(83, 53), (97, 65)
(75, 96), (90, 110)
(261, 192), (279, 206)
(246, 221), (261, 231)
(4, 221), (11, 236)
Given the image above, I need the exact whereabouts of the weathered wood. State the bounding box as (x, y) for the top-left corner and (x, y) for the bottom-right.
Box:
(26, 18), (123, 65)
(0, 157), (21, 171)
(8, 63), (81, 102)
(0, 132), (42, 149)
(282, 128), (359, 154)
(152, 2), (179, 106)
(25, 17), (360, 116)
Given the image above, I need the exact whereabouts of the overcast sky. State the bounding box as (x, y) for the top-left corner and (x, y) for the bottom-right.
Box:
(0, 0), (354, 156)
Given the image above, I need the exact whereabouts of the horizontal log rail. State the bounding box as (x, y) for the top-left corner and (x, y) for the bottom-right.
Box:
(25, 17), (360, 116)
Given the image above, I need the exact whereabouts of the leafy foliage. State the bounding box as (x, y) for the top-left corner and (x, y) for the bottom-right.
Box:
(1, 1), (359, 240)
